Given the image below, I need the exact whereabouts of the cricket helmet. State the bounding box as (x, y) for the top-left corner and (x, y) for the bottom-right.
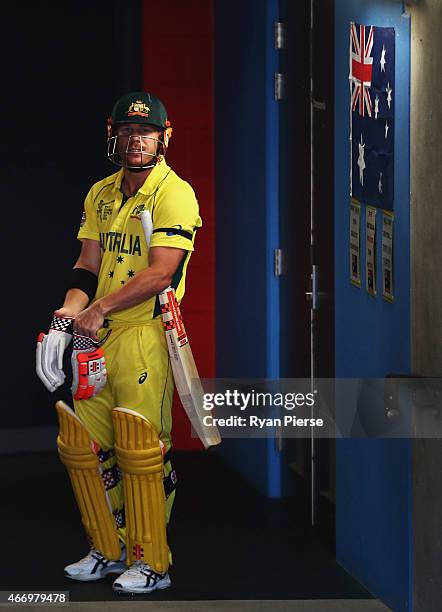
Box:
(107, 91), (173, 170)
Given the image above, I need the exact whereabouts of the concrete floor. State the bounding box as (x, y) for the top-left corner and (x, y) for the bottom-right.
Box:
(2, 452), (390, 611)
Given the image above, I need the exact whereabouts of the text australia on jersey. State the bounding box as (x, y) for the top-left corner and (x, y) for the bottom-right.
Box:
(100, 231), (142, 256)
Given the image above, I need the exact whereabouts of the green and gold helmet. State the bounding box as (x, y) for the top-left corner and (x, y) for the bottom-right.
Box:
(107, 91), (173, 170)
(110, 91), (169, 129)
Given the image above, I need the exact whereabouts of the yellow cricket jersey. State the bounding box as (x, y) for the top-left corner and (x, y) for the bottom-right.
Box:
(77, 160), (202, 323)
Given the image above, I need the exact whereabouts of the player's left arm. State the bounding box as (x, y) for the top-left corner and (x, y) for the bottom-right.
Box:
(73, 246), (185, 338)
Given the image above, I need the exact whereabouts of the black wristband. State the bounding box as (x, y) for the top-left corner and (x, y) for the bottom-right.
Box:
(67, 267), (98, 302)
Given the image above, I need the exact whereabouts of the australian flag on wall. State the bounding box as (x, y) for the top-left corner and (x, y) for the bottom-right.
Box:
(350, 23), (395, 210)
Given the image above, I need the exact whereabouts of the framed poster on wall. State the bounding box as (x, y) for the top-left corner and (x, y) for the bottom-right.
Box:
(382, 210), (394, 302)
(366, 205), (377, 296)
(349, 199), (361, 287)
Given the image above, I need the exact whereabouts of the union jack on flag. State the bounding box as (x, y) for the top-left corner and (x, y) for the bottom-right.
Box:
(351, 23), (374, 117)
(350, 23), (395, 210)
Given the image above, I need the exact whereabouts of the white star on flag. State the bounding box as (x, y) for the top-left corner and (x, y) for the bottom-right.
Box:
(358, 133), (366, 185)
(380, 45), (386, 72)
(385, 121), (389, 139)
(378, 171), (383, 194)
(386, 82), (392, 109)
(374, 95), (379, 119)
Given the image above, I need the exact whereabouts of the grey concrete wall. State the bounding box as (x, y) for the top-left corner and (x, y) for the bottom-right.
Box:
(410, 2), (442, 375)
(409, 1), (442, 610)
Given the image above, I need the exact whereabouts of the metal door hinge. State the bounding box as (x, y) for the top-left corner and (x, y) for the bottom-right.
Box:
(274, 248), (287, 276)
(274, 22), (287, 49)
(274, 73), (287, 101)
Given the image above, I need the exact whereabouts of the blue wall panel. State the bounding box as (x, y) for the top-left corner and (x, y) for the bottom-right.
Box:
(335, 1), (411, 610)
(214, 0), (282, 497)
(215, 0), (268, 381)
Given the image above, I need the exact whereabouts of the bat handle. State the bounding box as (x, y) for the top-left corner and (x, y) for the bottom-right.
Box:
(140, 210), (153, 247)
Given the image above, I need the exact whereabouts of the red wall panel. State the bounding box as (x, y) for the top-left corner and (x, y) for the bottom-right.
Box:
(142, 0), (215, 449)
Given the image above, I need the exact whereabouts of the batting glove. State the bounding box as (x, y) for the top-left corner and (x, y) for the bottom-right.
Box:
(71, 333), (108, 400)
(36, 314), (74, 392)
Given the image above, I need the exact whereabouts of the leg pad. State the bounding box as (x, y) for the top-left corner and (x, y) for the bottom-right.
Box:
(112, 407), (169, 573)
(55, 401), (121, 561)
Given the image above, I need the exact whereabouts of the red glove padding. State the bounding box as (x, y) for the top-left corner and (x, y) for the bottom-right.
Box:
(71, 334), (108, 400)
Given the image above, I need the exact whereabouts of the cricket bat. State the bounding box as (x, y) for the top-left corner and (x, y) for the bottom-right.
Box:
(140, 210), (221, 449)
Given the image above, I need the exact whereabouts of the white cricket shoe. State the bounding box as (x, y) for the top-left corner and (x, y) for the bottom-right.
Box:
(64, 546), (127, 582)
(113, 560), (171, 594)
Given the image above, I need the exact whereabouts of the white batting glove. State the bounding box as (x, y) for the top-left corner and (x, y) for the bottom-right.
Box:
(36, 314), (74, 391)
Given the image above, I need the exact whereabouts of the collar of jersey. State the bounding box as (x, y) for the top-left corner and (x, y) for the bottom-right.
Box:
(112, 160), (171, 197)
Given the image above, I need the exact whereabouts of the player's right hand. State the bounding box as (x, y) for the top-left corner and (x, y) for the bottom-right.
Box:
(36, 313), (74, 392)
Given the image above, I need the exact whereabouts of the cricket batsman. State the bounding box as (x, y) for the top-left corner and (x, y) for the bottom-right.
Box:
(35, 91), (202, 594)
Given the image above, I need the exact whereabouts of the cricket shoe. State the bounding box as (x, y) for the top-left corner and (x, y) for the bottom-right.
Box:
(64, 545), (127, 581)
(113, 560), (171, 594)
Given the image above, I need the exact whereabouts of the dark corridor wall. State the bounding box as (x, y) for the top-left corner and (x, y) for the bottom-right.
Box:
(1, 2), (142, 431)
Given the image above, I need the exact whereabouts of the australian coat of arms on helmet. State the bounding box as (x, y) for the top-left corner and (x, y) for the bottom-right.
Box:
(127, 101), (150, 118)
